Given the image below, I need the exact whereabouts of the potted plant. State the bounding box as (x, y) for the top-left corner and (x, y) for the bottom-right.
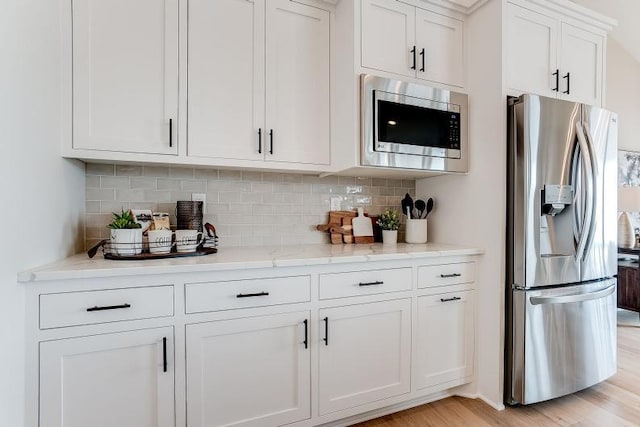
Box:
(107, 209), (143, 255)
(377, 209), (400, 245)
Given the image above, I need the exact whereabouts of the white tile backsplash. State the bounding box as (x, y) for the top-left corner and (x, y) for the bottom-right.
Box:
(84, 164), (415, 249)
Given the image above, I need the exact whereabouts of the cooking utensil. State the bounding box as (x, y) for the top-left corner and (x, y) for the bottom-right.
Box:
(415, 199), (426, 219)
(425, 198), (434, 218)
(401, 193), (414, 219)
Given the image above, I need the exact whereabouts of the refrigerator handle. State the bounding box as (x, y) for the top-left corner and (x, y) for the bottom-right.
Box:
(571, 145), (582, 246)
(582, 124), (600, 259)
(575, 122), (595, 262)
(529, 284), (615, 305)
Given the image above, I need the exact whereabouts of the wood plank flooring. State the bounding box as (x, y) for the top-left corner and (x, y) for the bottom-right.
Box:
(355, 310), (640, 427)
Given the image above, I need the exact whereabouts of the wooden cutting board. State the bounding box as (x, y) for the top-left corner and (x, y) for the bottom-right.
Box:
(317, 211), (381, 245)
(328, 211), (356, 244)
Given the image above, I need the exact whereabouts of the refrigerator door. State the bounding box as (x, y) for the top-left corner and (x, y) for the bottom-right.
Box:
(508, 279), (617, 405)
(579, 106), (618, 282)
(511, 95), (583, 289)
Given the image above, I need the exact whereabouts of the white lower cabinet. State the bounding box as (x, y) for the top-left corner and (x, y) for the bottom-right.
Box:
(29, 256), (479, 427)
(39, 327), (175, 427)
(318, 299), (412, 415)
(185, 311), (311, 427)
(414, 290), (475, 390)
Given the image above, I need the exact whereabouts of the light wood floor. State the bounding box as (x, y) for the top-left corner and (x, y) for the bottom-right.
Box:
(355, 310), (640, 427)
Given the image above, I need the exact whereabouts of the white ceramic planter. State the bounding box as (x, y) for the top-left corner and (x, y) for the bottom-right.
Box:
(382, 230), (398, 245)
(110, 228), (143, 256)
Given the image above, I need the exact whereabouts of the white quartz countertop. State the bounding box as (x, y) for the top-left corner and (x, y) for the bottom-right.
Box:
(18, 243), (483, 283)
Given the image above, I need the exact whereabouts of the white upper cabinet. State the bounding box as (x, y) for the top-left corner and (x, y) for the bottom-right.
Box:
(558, 23), (603, 106)
(188, 0), (331, 166)
(414, 8), (465, 87)
(360, 0), (465, 88)
(265, 0), (331, 165)
(72, 0), (178, 155)
(361, 0), (416, 78)
(506, 4), (558, 98)
(188, 0), (264, 161)
(506, 1), (605, 106)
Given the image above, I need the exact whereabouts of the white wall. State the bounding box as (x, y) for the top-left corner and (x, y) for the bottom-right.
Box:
(0, 1), (85, 425)
(416, 0), (506, 409)
(605, 38), (640, 152)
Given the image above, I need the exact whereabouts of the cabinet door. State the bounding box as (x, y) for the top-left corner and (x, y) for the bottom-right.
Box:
(40, 327), (175, 427)
(318, 299), (411, 415)
(72, 0), (178, 154)
(186, 312), (311, 427)
(414, 8), (464, 87)
(617, 267), (640, 312)
(188, 0), (265, 160)
(415, 291), (474, 390)
(558, 23), (603, 106)
(505, 3), (558, 97)
(265, 0), (330, 165)
(361, 0), (416, 78)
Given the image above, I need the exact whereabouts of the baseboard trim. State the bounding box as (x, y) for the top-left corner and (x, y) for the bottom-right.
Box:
(477, 393), (506, 411)
(317, 391), (452, 427)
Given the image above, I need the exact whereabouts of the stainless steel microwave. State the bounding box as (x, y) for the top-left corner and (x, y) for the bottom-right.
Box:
(361, 74), (468, 172)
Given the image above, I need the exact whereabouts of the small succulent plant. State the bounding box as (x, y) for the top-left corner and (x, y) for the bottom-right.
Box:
(377, 209), (400, 231)
(107, 209), (142, 229)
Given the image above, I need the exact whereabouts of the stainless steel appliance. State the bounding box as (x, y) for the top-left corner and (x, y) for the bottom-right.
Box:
(361, 74), (468, 172)
(505, 94), (618, 405)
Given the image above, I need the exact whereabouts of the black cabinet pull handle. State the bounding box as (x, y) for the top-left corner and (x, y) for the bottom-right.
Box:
(236, 292), (269, 298)
(162, 337), (167, 372)
(303, 319), (308, 349)
(323, 317), (329, 346)
(419, 48), (425, 72)
(552, 69), (559, 92)
(440, 296), (462, 303)
(410, 46), (416, 70)
(440, 273), (462, 278)
(358, 281), (384, 287)
(169, 118), (173, 147)
(563, 72), (570, 94)
(269, 129), (273, 155)
(86, 303), (131, 312)
(258, 128), (262, 154)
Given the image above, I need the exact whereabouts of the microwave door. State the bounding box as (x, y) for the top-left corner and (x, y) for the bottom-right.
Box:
(360, 74), (469, 172)
(373, 90), (461, 159)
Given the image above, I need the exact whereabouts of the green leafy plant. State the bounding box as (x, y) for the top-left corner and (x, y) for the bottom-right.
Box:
(107, 209), (142, 229)
(377, 209), (400, 231)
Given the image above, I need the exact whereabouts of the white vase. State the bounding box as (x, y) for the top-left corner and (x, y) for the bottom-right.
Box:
(382, 230), (398, 245)
(110, 228), (143, 256)
(618, 212), (635, 249)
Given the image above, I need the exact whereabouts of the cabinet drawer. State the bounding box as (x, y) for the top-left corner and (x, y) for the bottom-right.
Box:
(319, 268), (412, 299)
(39, 286), (174, 329)
(185, 276), (311, 313)
(418, 262), (475, 288)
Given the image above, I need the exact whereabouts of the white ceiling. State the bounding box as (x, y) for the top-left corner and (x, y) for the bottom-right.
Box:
(571, 0), (640, 63)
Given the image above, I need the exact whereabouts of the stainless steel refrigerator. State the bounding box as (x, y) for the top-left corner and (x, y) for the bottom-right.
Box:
(505, 94), (618, 405)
